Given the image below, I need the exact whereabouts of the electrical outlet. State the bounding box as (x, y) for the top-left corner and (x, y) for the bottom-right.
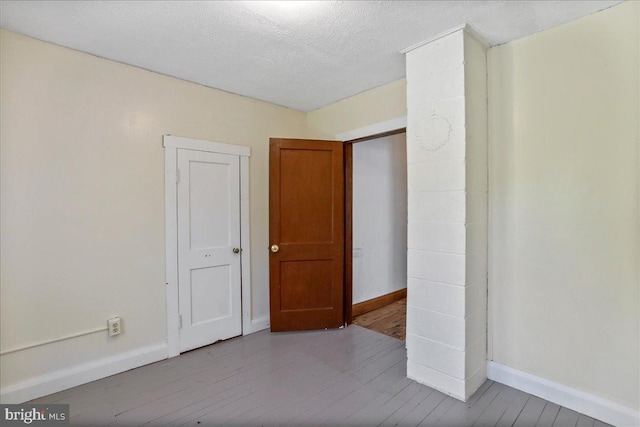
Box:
(108, 317), (121, 336)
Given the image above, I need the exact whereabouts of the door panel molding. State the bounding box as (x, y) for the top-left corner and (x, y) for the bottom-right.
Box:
(164, 135), (251, 358)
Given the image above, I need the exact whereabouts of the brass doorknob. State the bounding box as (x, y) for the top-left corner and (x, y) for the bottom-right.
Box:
(233, 248), (240, 254)
(270, 244), (280, 253)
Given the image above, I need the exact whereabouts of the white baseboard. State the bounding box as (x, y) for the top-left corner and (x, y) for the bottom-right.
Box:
(250, 316), (270, 333)
(487, 361), (639, 427)
(0, 343), (167, 404)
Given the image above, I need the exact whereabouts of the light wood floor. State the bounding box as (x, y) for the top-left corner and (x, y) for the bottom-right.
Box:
(353, 297), (407, 340)
(31, 326), (609, 426)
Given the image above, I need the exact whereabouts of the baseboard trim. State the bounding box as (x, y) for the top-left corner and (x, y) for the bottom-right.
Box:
(250, 316), (270, 333)
(487, 361), (639, 427)
(0, 343), (167, 404)
(353, 288), (407, 317)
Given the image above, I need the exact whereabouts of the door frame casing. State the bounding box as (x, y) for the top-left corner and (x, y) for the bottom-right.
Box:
(335, 116), (407, 143)
(163, 135), (251, 358)
(336, 117), (407, 325)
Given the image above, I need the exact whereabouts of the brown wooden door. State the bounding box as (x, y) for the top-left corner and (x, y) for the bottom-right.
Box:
(269, 138), (344, 332)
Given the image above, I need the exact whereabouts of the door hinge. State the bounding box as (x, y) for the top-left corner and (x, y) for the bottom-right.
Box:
(176, 169), (181, 184)
(179, 315), (183, 329)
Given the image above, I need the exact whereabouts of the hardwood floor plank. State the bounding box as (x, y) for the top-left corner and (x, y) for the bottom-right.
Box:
(307, 386), (380, 426)
(353, 346), (406, 383)
(354, 298), (406, 340)
(432, 381), (505, 427)
(241, 372), (360, 425)
(468, 380), (495, 407)
(167, 352), (314, 425)
(417, 395), (458, 426)
(278, 375), (366, 426)
(361, 381), (424, 425)
(576, 413), (595, 427)
(536, 402), (562, 427)
(472, 383), (521, 427)
(136, 348), (308, 424)
(513, 396), (548, 427)
(217, 354), (352, 426)
(366, 359), (411, 394)
(553, 407), (581, 427)
(396, 389), (450, 426)
(495, 389), (530, 427)
(378, 387), (435, 427)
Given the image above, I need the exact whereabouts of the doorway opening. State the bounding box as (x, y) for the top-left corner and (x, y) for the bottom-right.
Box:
(267, 119), (408, 337)
(346, 129), (408, 341)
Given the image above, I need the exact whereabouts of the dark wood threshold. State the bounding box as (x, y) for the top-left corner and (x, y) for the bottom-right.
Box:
(352, 288), (407, 318)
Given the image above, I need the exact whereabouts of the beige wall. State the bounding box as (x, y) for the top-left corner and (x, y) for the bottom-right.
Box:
(0, 29), (308, 392)
(488, 1), (639, 410)
(306, 78), (406, 138)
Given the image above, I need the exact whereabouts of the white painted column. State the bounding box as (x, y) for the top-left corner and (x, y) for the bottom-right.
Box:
(404, 27), (488, 401)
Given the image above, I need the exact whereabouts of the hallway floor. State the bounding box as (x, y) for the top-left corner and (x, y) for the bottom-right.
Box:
(353, 297), (407, 340)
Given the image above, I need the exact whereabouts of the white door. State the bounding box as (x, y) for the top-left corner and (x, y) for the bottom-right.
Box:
(177, 148), (242, 353)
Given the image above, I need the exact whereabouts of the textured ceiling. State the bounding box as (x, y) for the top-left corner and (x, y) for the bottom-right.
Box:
(0, 1), (623, 111)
